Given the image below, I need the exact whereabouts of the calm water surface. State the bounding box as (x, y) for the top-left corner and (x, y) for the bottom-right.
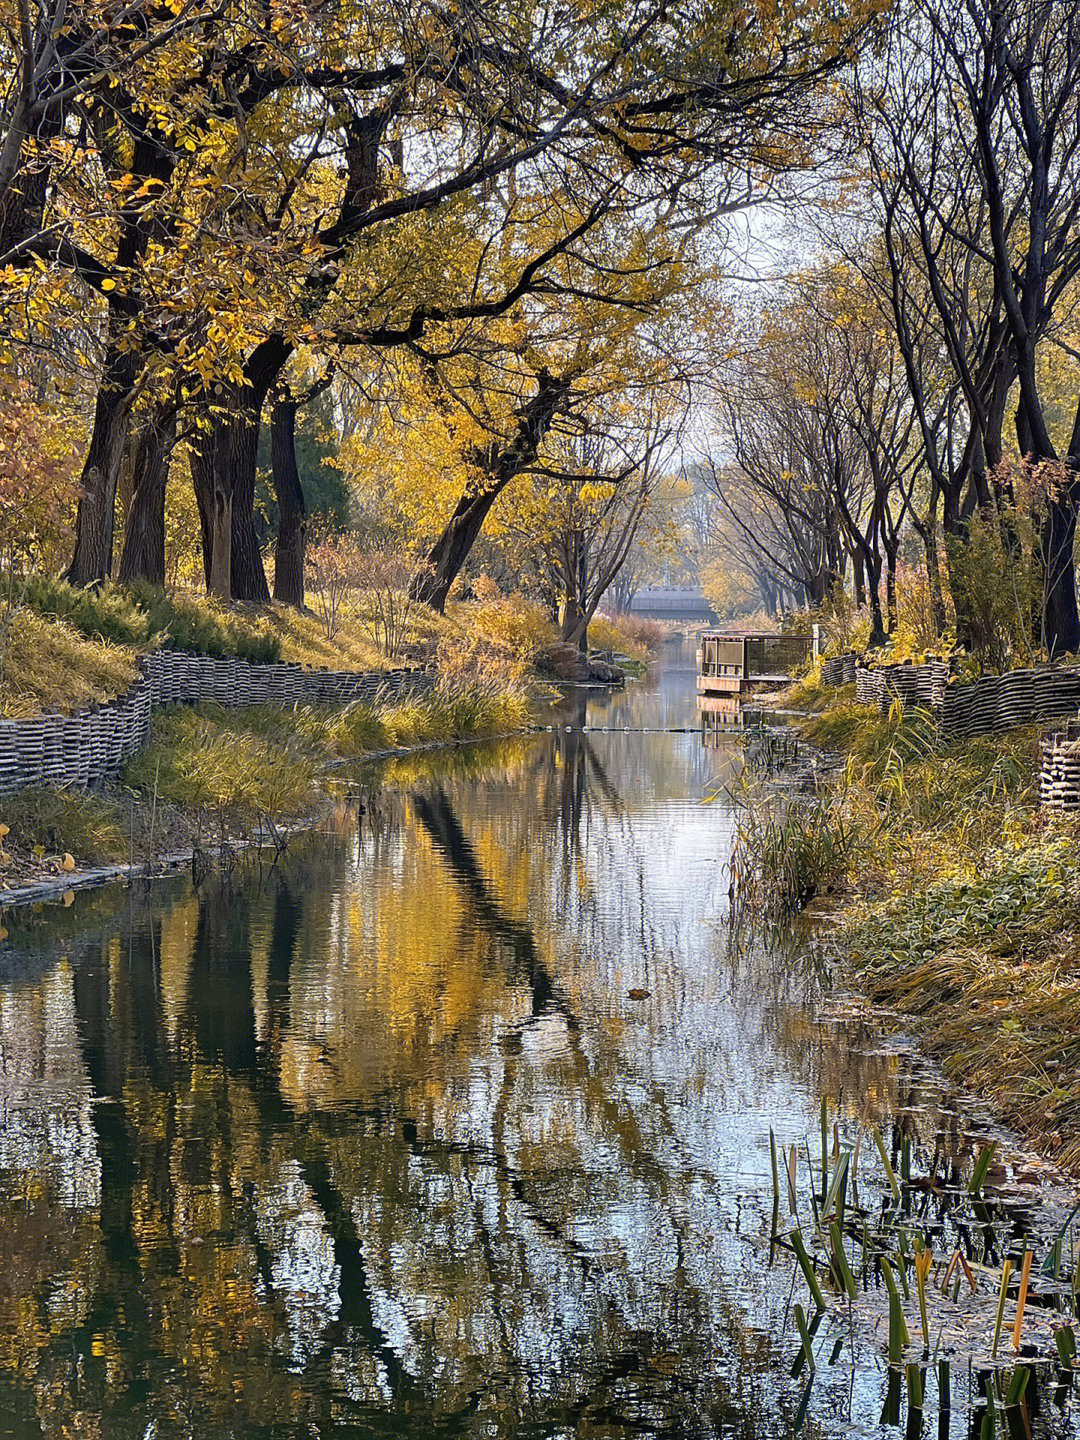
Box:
(0, 642), (1077, 1438)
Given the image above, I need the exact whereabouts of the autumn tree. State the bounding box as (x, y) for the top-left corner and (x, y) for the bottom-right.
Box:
(2, 0), (885, 603)
(853, 0), (1080, 653)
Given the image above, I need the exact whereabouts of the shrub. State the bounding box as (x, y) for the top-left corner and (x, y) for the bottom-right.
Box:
(352, 548), (429, 657)
(306, 524), (362, 640)
(441, 592), (556, 687)
(22, 573), (150, 645)
(589, 611), (663, 660)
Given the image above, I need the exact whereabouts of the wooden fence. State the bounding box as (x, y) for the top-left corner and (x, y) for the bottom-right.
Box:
(822, 652), (1080, 806)
(0, 649), (431, 795)
(819, 653), (857, 687)
(824, 653), (1080, 741)
(1040, 721), (1080, 810)
(823, 644), (1080, 791)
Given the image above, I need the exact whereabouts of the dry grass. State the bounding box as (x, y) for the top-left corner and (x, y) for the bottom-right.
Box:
(0, 580), (559, 716)
(0, 786), (138, 868)
(844, 823), (1080, 1168)
(740, 688), (1080, 1167)
(774, 672), (856, 714)
(0, 609), (139, 716)
(266, 601), (425, 669)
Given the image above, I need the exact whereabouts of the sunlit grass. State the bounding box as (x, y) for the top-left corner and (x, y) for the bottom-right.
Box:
(739, 681), (1080, 1163)
(0, 609), (140, 717)
(123, 683), (533, 821)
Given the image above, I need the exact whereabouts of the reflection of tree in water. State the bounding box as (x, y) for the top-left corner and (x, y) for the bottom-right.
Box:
(0, 742), (1074, 1437)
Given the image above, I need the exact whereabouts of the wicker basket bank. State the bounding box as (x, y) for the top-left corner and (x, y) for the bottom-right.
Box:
(0, 651), (431, 796)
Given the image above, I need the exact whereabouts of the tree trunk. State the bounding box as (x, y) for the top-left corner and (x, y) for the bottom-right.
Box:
(188, 339), (289, 601)
(911, 482), (947, 637)
(1041, 484), (1080, 657)
(230, 428), (270, 605)
(806, 568), (831, 606)
(66, 347), (137, 586)
(190, 420), (235, 599)
(852, 549), (866, 609)
(884, 540), (898, 634)
(866, 555), (886, 647)
(560, 597), (589, 652)
(411, 487), (504, 613)
(270, 397), (306, 607)
(117, 407), (177, 586)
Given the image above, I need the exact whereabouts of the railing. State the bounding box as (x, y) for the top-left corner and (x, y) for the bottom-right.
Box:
(699, 633), (811, 685)
(744, 635), (811, 678)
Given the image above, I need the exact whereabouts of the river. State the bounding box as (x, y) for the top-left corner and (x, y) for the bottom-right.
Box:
(0, 640), (1077, 1438)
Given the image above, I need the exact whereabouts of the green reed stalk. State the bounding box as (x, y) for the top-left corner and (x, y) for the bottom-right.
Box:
(791, 1229), (827, 1312)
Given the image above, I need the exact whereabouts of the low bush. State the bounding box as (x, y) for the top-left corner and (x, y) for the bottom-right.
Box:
(134, 584), (280, 661)
(21, 573), (151, 646)
(589, 611), (664, 659)
(441, 592), (557, 687)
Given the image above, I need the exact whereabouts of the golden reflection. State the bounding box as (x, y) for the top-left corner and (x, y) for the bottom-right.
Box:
(0, 664), (1064, 1437)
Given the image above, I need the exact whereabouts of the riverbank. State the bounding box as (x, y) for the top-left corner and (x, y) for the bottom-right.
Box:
(749, 676), (1080, 1170)
(0, 578), (664, 898)
(0, 577), (659, 716)
(0, 683), (534, 900)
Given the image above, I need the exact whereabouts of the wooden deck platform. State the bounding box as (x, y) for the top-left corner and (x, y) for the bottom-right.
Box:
(697, 631), (810, 695)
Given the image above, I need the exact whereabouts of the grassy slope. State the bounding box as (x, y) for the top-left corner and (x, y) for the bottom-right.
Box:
(756, 675), (1080, 1168)
(1, 609), (140, 716)
(1, 579), (657, 715)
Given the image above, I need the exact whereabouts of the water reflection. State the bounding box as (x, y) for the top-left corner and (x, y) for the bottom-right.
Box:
(0, 645), (1075, 1438)
(700, 694), (745, 744)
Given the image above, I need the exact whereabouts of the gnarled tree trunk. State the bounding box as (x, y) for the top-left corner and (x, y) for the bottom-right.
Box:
(270, 396), (306, 607)
(117, 405), (177, 585)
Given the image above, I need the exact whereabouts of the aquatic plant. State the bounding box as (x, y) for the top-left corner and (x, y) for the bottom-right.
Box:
(771, 1097), (1080, 1388)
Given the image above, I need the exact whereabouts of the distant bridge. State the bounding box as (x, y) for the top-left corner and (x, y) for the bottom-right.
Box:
(628, 587), (718, 623)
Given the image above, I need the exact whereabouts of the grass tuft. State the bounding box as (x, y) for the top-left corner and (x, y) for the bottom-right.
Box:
(0, 609), (139, 717)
